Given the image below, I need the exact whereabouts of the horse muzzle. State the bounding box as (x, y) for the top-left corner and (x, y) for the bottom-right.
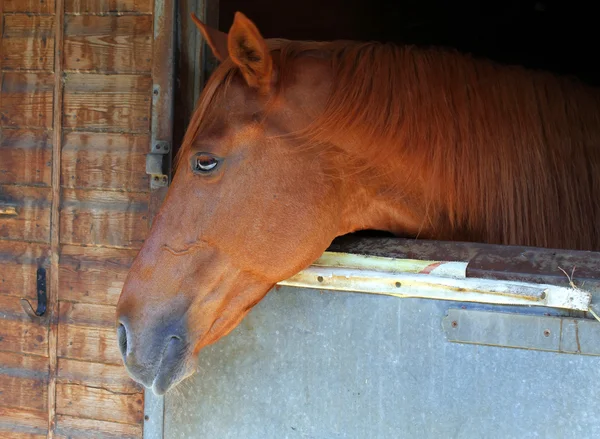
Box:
(117, 316), (191, 395)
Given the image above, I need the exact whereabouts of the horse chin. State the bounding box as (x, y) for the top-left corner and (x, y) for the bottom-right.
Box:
(151, 366), (194, 396)
(149, 341), (197, 396)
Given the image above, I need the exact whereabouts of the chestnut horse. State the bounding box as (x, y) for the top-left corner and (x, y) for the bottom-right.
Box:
(116, 12), (600, 394)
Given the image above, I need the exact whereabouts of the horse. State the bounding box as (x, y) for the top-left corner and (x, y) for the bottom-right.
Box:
(116, 11), (600, 395)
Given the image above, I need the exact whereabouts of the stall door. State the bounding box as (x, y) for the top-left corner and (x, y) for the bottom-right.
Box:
(0, 0), (173, 437)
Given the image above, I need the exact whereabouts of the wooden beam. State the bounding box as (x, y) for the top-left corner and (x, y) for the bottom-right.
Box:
(48, 0), (65, 437)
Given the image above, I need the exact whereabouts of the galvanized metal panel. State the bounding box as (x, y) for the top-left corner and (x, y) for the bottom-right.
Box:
(443, 308), (600, 355)
(163, 286), (600, 439)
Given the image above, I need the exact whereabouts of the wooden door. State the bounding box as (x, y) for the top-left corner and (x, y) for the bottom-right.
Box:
(0, 1), (174, 437)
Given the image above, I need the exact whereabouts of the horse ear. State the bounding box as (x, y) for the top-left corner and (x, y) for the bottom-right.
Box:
(227, 12), (273, 94)
(191, 13), (228, 62)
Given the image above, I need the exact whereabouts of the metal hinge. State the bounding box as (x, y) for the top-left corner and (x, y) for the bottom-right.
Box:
(146, 141), (171, 189)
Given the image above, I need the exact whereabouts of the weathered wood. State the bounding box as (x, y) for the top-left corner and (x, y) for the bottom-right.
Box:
(59, 189), (149, 248)
(0, 295), (48, 356)
(48, 3), (66, 437)
(55, 382), (144, 425)
(0, 129), (52, 186)
(0, 352), (49, 412)
(0, 432), (47, 439)
(59, 245), (138, 305)
(0, 185), (51, 243)
(61, 132), (149, 191)
(57, 358), (141, 393)
(63, 74), (151, 132)
(329, 235), (600, 291)
(0, 73), (54, 129)
(55, 414), (142, 439)
(65, 0), (153, 14)
(1, 15), (55, 71)
(57, 302), (121, 364)
(64, 15), (152, 73)
(58, 301), (118, 328)
(0, 241), (50, 301)
(0, 407), (47, 439)
(3, 0), (55, 14)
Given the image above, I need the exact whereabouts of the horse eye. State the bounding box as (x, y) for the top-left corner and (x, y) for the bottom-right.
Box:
(192, 154), (220, 174)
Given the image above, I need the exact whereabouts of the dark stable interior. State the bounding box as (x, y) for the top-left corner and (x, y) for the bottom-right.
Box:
(220, 0), (598, 86)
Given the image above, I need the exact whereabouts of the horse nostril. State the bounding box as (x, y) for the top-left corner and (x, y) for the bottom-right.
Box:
(117, 323), (128, 358)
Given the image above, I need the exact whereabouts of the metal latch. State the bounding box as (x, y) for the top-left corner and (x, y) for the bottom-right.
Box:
(146, 141), (171, 189)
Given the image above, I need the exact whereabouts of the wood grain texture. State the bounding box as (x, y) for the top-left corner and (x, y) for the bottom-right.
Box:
(55, 415), (142, 439)
(0, 129), (52, 186)
(3, 0), (55, 14)
(0, 352), (49, 412)
(1, 15), (55, 71)
(63, 74), (151, 132)
(48, 2), (65, 436)
(55, 382), (144, 426)
(61, 132), (149, 191)
(64, 15), (152, 73)
(0, 242), (50, 301)
(57, 358), (141, 393)
(59, 189), (149, 248)
(0, 73), (54, 128)
(0, 407), (47, 439)
(59, 245), (138, 305)
(57, 302), (121, 364)
(0, 295), (48, 356)
(0, 185), (51, 243)
(65, 0), (152, 14)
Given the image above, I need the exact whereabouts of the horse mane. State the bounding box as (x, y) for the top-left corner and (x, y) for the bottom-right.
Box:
(177, 38), (600, 251)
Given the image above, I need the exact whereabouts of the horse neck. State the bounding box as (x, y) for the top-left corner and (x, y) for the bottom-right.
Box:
(333, 138), (442, 240)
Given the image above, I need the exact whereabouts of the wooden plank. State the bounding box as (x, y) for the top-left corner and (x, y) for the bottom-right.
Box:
(0, 352), (49, 412)
(58, 301), (116, 328)
(0, 73), (54, 128)
(59, 245), (138, 305)
(0, 129), (52, 186)
(65, 0), (153, 14)
(57, 302), (121, 364)
(55, 415), (142, 439)
(57, 358), (141, 393)
(56, 383), (143, 425)
(48, 2), (65, 436)
(0, 295), (48, 356)
(0, 407), (47, 439)
(0, 185), (51, 243)
(3, 0), (55, 14)
(61, 132), (149, 191)
(63, 74), (151, 132)
(1, 15), (55, 71)
(0, 432), (47, 439)
(60, 189), (149, 248)
(64, 15), (152, 73)
(0, 242), (50, 301)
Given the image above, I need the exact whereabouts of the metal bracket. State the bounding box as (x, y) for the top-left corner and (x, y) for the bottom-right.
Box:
(20, 267), (47, 319)
(443, 308), (600, 356)
(146, 141), (171, 189)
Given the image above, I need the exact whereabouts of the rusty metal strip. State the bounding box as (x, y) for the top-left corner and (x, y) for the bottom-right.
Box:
(278, 252), (592, 312)
(48, 0), (65, 437)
